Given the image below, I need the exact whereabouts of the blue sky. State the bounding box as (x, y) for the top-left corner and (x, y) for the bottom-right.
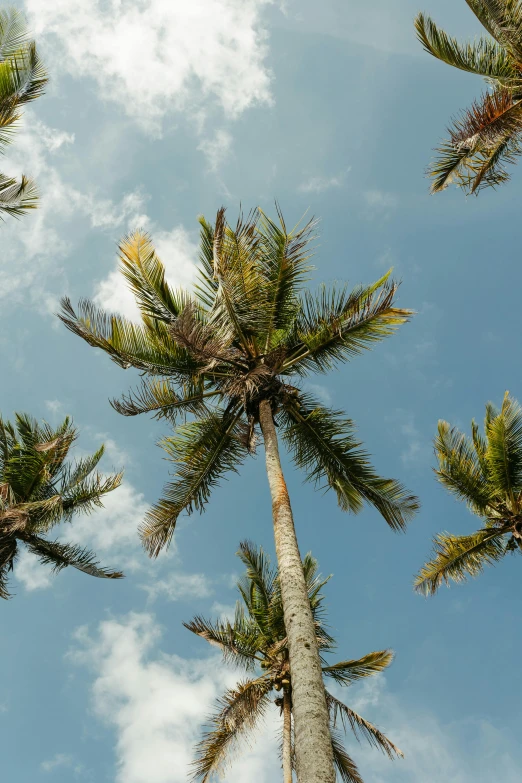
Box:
(2, 0), (522, 781)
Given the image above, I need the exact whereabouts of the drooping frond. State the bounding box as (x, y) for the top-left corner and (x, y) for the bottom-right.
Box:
(281, 394), (419, 530)
(434, 420), (491, 515)
(283, 274), (412, 376)
(140, 409), (248, 556)
(327, 691), (403, 760)
(414, 527), (509, 595)
(485, 391), (522, 501)
(415, 13), (517, 79)
(330, 729), (365, 783)
(0, 536), (17, 599)
(322, 649), (394, 686)
(22, 535), (123, 579)
(191, 676), (272, 782)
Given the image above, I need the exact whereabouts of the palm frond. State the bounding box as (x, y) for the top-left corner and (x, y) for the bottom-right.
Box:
(471, 0), (522, 57)
(283, 274), (412, 376)
(414, 527), (509, 595)
(0, 537), (17, 599)
(22, 535), (123, 579)
(330, 729), (365, 783)
(184, 612), (261, 670)
(280, 393), (419, 530)
(0, 173), (38, 217)
(434, 420), (491, 515)
(323, 649), (394, 686)
(236, 539), (276, 620)
(415, 13), (517, 80)
(327, 691), (403, 759)
(111, 378), (217, 422)
(140, 409), (248, 556)
(485, 391), (522, 502)
(191, 676), (272, 782)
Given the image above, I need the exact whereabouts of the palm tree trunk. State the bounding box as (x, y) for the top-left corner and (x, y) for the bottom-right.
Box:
(258, 399), (335, 783)
(282, 686), (293, 783)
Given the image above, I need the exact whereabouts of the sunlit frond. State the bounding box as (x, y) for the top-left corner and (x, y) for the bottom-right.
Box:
(323, 649), (394, 686)
(434, 420), (491, 515)
(22, 535), (123, 579)
(414, 527), (509, 595)
(485, 391), (522, 500)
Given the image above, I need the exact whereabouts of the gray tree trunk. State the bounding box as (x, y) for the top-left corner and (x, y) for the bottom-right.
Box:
(282, 687), (293, 783)
(258, 399), (336, 783)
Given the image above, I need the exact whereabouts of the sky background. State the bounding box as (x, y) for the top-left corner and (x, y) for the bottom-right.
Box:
(2, 0), (522, 781)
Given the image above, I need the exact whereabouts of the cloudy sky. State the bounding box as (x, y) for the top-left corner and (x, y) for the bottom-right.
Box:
(2, 0), (522, 781)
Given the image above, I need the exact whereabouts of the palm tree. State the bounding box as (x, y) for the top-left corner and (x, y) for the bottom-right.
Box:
(185, 541), (403, 783)
(0, 412), (124, 598)
(59, 206), (418, 783)
(415, 391), (522, 595)
(415, 1), (522, 194)
(0, 6), (48, 218)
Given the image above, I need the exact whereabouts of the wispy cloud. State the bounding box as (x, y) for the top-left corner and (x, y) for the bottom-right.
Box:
(298, 167), (351, 194)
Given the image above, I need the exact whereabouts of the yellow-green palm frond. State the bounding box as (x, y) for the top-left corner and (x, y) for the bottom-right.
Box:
(111, 378), (218, 422)
(434, 420), (491, 515)
(485, 391), (522, 502)
(140, 409), (249, 557)
(280, 393), (419, 530)
(414, 527), (509, 595)
(191, 676), (273, 782)
(415, 12), (518, 80)
(471, 0), (522, 57)
(0, 537), (17, 599)
(283, 272), (412, 376)
(327, 690), (403, 760)
(184, 610), (261, 671)
(322, 649), (394, 686)
(0, 173), (38, 217)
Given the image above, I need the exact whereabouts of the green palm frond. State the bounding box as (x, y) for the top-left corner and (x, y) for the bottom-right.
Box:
(485, 391), (522, 502)
(327, 691), (403, 759)
(140, 409), (248, 556)
(434, 420), (491, 514)
(117, 231), (191, 323)
(22, 535), (123, 579)
(322, 649), (394, 686)
(0, 412), (124, 598)
(191, 676), (272, 782)
(415, 13), (517, 79)
(414, 527), (509, 595)
(283, 273), (412, 376)
(184, 609), (261, 671)
(0, 173), (38, 217)
(281, 394), (419, 530)
(330, 728), (365, 783)
(474, 0), (522, 57)
(236, 539), (276, 621)
(111, 378), (217, 421)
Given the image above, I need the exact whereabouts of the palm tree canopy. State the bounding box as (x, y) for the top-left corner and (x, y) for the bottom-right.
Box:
(59, 206), (419, 557)
(0, 412), (124, 598)
(185, 541), (403, 782)
(415, 391), (522, 595)
(0, 6), (48, 218)
(415, 1), (522, 194)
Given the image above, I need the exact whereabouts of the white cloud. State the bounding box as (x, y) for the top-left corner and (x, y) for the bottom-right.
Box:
(364, 190), (398, 208)
(14, 549), (52, 592)
(298, 168), (350, 194)
(93, 225), (199, 321)
(142, 572), (213, 603)
(69, 612), (280, 783)
(41, 754), (74, 772)
(26, 0), (274, 136)
(387, 409), (431, 468)
(0, 113), (152, 313)
(198, 129), (233, 171)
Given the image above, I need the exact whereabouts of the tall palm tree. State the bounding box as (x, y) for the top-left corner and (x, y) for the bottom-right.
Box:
(0, 412), (124, 598)
(0, 6), (48, 218)
(415, 391), (522, 595)
(415, 1), (522, 194)
(59, 206), (418, 783)
(185, 541), (403, 783)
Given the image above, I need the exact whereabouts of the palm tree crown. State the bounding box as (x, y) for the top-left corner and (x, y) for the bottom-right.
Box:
(59, 206), (419, 558)
(0, 7), (48, 217)
(415, 1), (522, 194)
(415, 392), (522, 595)
(0, 412), (124, 598)
(185, 541), (403, 782)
